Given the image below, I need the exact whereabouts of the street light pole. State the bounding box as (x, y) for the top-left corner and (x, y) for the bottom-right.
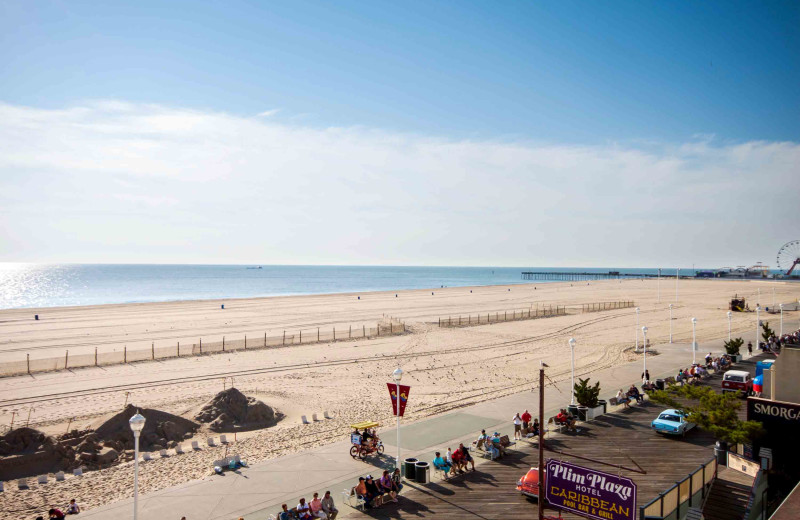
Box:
(569, 338), (576, 405)
(780, 304), (784, 336)
(691, 317), (697, 365)
(392, 367), (403, 473)
(669, 304), (673, 343)
(657, 268), (661, 303)
(642, 326), (648, 381)
(727, 311), (732, 342)
(129, 413), (146, 520)
(635, 307), (640, 352)
(675, 268), (680, 302)
(756, 306), (761, 351)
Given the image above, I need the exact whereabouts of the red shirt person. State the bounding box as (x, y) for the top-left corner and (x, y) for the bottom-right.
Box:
(521, 410), (532, 428)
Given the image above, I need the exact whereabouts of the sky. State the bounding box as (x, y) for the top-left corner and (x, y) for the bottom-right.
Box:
(0, 1), (798, 268)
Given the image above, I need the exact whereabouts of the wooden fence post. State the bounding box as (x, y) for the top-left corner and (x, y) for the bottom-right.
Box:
(27, 353), (30, 374)
(318, 328), (320, 341)
(245, 335), (247, 349)
(95, 347), (98, 366)
(152, 342), (155, 360)
(264, 332), (267, 347)
(65, 350), (68, 369)
(200, 338), (202, 354)
(283, 330), (286, 345)
(124, 346), (127, 363)
(223, 336), (225, 352)
(349, 325), (352, 338)
(178, 342), (180, 357)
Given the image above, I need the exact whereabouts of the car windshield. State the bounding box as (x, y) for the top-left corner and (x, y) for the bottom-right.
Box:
(659, 414), (682, 422)
(726, 375), (744, 382)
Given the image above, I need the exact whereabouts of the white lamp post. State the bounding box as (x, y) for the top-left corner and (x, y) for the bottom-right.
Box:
(727, 311), (732, 342)
(669, 304), (673, 343)
(756, 305), (761, 352)
(642, 326), (648, 380)
(657, 268), (661, 303)
(780, 303), (784, 336)
(675, 268), (680, 302)
(129, 412), (146, 520)
(635, 307), (640, 351)
(569, 338), (576, 405)
(691, 317), (697, 365)
(392, 367), (403, 473)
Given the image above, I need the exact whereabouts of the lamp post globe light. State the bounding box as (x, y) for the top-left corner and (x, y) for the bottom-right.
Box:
(392, 367), (403, 473)
(669, 304), (673, 343)
(641, 327), (648, 379)
(568, 338), (576, 405)
(691, 317), (697, 365)
(635, 307), (640, 351)
(129, 412), (146, 520)
(727, 311), (732, 342)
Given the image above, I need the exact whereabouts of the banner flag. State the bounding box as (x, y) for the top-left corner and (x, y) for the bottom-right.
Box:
(387, 383), (411, 417)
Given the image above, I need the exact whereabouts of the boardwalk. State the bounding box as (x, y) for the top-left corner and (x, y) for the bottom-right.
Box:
(351, 402), (717, 519)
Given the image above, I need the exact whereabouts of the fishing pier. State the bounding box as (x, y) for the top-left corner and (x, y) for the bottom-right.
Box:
(521, 271), (660, 281)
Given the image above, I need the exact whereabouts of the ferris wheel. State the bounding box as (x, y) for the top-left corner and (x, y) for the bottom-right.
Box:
(777, 240), (800, 276)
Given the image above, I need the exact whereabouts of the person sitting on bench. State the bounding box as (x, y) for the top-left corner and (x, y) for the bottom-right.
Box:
(627, 385), (643, 403)
(616, 389), (630, 408)
(433, 451), (452, 478)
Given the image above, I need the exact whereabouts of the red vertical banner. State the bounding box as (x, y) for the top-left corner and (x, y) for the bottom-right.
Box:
(387, 383), (411, 417)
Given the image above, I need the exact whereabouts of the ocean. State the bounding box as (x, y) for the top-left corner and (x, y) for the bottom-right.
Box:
(0, 264), (679, 309)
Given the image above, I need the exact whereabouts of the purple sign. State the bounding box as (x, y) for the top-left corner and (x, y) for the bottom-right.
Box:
(545, 459), (637, 520)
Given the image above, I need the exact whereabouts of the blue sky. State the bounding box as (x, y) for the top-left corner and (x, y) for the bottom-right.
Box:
(2, 1), (798, 142)
(0, 1), (798, 266)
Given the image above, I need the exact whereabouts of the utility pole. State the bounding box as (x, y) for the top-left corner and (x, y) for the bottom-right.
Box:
(538, 362), (546, 520)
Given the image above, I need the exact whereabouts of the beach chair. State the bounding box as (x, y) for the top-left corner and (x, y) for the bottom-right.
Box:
(175, 444), (185, 454)
(312, 413), (319, 422)
(159, 449), (168, 457)
(324, 411), (333, 419)
(0, 481), (4, 492)
(191, 440), (200, 450)
(55, 471), (65, 481)
(37, 475), (48, 485)
(142, 452), (153, 462)
(301, 415), (310, 425)
(219, 434), (228, 444)
(18, 478), (29, 489)
(73, 468), (83, 477)
(207, 437), (217, 447)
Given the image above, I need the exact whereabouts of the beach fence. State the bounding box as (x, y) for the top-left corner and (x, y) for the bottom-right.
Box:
(0, 318), (407, 377)
(436, 301), (635, 328)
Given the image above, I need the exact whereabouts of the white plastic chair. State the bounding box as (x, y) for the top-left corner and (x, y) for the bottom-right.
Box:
(324, 411), (333, 419)
(175, 444), (185, 454)
(159, 449), (168, 457)
(37, 475), (48, 485)
(342, 488), (365, 510)
(55, 471), (65, 481)
(191, 441), (200, 450)
(312, 413), (319, 422)
(219, 434), (228, 444)
(142, 452), (153, 462)
(73, 468), (83, 477)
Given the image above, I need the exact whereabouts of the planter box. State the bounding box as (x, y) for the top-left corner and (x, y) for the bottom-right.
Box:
(585, 404), (605, 420)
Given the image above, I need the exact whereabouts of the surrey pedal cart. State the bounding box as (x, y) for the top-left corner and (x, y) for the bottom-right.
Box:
(349, 421), (384, 460)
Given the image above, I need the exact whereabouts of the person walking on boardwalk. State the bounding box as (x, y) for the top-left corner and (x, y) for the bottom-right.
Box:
(512, 412), (523, 440)
(521, 409), (532, 431)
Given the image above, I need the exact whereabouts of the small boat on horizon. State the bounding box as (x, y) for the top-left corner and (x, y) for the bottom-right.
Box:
(246, 266), (263, 269)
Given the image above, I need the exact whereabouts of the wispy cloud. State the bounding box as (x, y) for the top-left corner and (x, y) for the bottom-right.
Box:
(0, 101), (797, 266)
(256, 109), (280, 117)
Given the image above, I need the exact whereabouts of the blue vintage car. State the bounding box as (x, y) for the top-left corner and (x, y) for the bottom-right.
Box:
(651, 409), (695, 436)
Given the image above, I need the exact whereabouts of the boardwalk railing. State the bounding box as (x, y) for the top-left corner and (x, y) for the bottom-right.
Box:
(0, 318), (407, 377)
(437, 301), (635, 328)
(640, 457), (717, 519)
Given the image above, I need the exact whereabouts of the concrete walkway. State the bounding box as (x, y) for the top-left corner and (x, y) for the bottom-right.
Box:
(80, 333), (759, 520)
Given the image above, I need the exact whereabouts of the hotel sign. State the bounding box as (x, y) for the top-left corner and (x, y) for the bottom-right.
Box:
(545, 459), (636, 520)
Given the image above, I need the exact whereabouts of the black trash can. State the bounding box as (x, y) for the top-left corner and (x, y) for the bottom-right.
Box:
(415, 461), (430, 484)
(597, 399), (607, 414)
(567, 404), (579, 417)
(715, 441), (728, 466)
(576, 406), (588, 421)
(404, 458), (418, 480)
(656, 379), (665, 391)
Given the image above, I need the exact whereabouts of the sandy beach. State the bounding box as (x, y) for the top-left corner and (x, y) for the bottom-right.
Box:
(0, 278), (797, 518)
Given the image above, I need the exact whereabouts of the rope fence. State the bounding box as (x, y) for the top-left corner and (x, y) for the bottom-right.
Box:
(0, 318), (406, 377)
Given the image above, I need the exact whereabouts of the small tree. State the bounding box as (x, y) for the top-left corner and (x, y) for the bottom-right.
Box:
(649, 385), (764, 444)
(724, 337), (744, 356)
(574, 377), (601, 408)
(761, 321), (775, 343)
